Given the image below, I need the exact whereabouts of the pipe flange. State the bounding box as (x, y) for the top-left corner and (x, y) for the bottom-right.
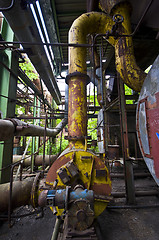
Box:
(65, 72), (90, 85)
(5, 118), (18, 133)
(31, 172), (42, 208)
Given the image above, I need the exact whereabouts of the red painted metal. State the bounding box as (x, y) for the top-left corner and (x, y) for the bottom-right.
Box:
(137, 92), (159, 178)
(146, 92), (159, 178)
(136, 97), (153, 159)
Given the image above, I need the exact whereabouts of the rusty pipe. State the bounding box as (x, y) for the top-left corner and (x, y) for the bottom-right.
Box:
(99, 1), (147, 92)
(67, 9), (146, 148)
(68, 12), (115, 75)
(67, 12), (114, 148)
(13, 155), (57, 167)
(0, 118), (67, 141)
(0, 178), (34, 212)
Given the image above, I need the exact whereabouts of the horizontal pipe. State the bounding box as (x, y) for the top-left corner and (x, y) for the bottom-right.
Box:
(107, 204), (159, 210)
(0, 178), (34, 212)
(13, 155), (57, 167)
(110, 172), (151, 178)
(0, 118), (67, 141)
(112, 190), (159, 198)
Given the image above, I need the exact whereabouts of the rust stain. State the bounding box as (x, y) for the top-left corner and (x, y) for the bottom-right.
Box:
(46, 154), (73, 184)
(91, 182), (112, 196)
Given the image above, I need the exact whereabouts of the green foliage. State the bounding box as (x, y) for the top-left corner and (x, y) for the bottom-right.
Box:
(88, 118), (97, 140)
(88, 95), (99, 106)
(15, 105), (25, 116)
(124, 84), (133, 104)
(19, 58), (39, 81)
(88, 118), (99, 152)
(145, 65), (152, 73)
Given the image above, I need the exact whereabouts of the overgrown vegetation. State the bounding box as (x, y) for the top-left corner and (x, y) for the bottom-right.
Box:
(19, 57), (39, 81)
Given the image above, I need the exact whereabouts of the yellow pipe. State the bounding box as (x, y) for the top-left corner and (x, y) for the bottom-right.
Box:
(68, 12), (114, 148)
(69, 12), (115, 74)
(112, 3), (147, 92)
(69, 8), (146, 93)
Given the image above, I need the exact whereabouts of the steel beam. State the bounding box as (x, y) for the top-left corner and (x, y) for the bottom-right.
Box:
(0, 0), (61, 104)
(0, 19), (18, 183)
(117, 74), (136, 204)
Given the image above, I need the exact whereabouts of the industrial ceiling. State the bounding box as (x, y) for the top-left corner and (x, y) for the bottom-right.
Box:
(50, 0), (159, 72)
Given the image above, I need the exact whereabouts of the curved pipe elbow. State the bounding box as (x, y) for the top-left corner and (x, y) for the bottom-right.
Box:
(115, 37), (147, 92)
(69, 10), (146, 92)
(69, 12), (115, 74)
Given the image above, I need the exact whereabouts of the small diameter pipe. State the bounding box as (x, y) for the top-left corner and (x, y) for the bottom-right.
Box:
(112, 190), (159, 198)
(107, 204), (159, 210)
(51, 217), (62, 240)
(14, 136), (32, 181)
(110, 172), (151, 178)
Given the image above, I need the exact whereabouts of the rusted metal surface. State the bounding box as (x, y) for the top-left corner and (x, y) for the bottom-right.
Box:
(0, 118), (68, 141)
(114, 4), (147, 92)
(117, 74), (135, 204)
(61, 220), (98, 240)
(46, 152), (74, 185)
(30, 172), (42, 208)
(98, 1), (147, 92)
(91, 182), (112, 196)
(136, 54), (159, 185)
(69, 12), (114, 75)
(0, 178), (34, 212)
(13, 155), (57, 167)
(68, 199), (94, 231)
(67, 75), (87, 147)
(99, 0), (127, 14)
(46, 150), (112, 198)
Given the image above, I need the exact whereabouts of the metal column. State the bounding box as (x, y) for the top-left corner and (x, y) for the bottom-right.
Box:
(0, 19), (19, 183)
(31, 96), (37, 172)
(117, 74), (136, 204)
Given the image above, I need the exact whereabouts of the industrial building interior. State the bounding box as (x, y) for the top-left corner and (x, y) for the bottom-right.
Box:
(0, 0), (159, 239)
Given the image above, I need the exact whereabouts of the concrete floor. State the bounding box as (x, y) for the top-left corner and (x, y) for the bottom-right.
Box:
(1, 163), (159, 240)
(98, 206), (159, 240)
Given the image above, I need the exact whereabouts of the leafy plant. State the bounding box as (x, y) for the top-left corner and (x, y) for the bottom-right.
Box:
(19, 57), (39, 81)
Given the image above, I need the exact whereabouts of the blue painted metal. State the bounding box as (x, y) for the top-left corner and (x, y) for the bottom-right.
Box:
(47, 188), (94, 207)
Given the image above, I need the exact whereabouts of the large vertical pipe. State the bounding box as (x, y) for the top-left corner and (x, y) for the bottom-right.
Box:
(66, 12), (114, 148)
(67, 74), (88, 148)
